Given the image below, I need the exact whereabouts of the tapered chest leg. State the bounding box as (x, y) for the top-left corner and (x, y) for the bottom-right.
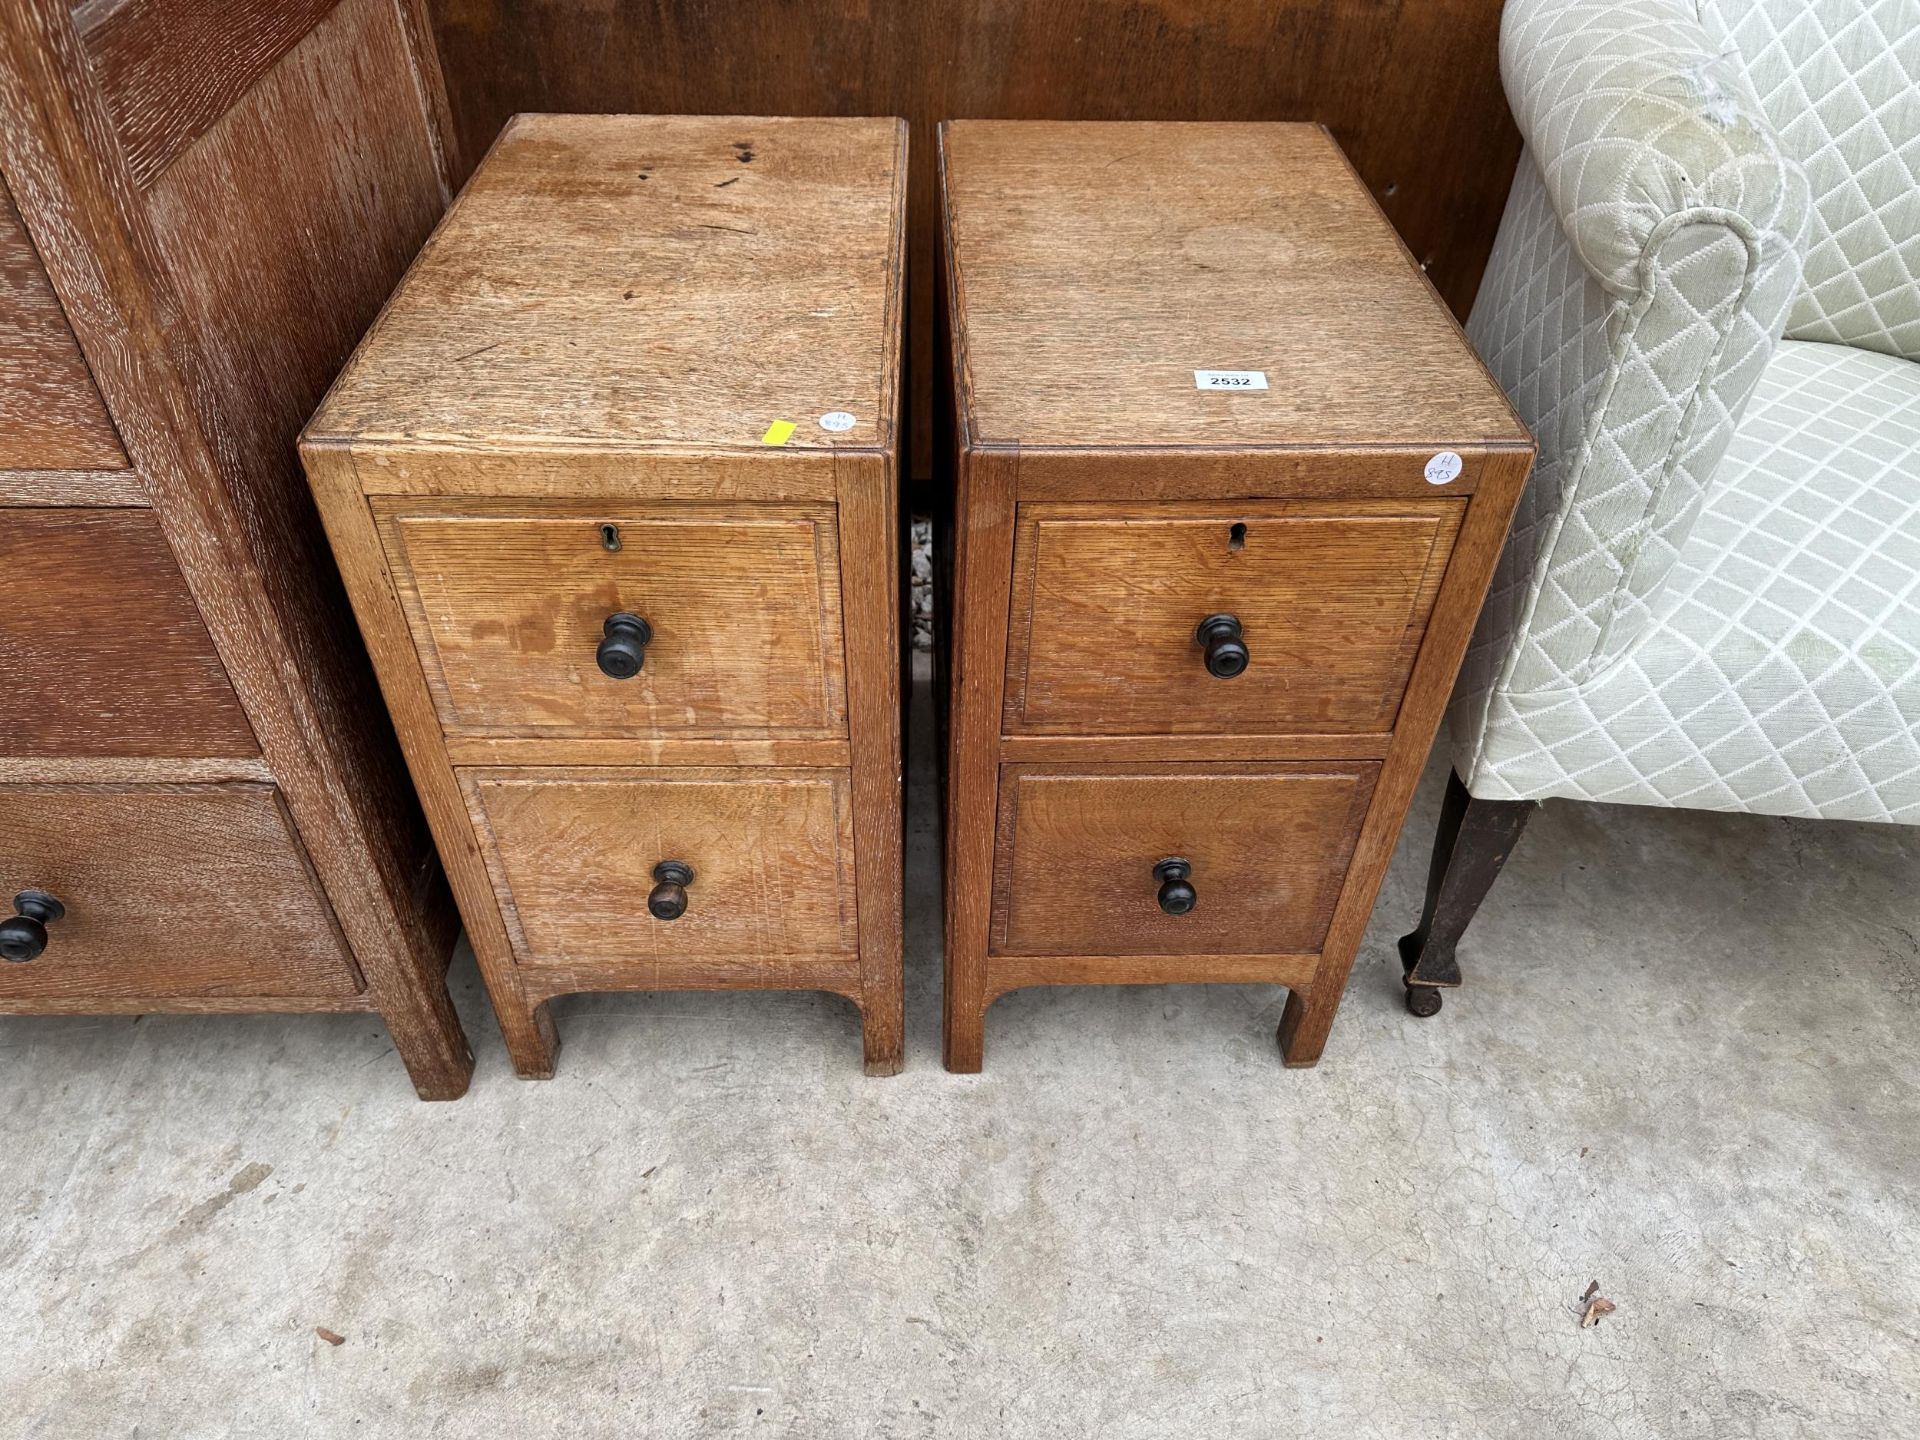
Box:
(502, 996), (561, 1080)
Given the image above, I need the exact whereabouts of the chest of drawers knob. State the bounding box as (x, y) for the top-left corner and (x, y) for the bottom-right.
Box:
(1152, 858), (1197, 916)
(1194, 613), (1249, 679)
(647, 860), (695, 921)
(1, 890), (66, 964)
(596, 612), (654, 679)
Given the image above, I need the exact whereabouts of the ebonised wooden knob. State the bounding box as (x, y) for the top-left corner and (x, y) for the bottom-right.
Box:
(0, 890), (65, 963)
(648, 860), (694, 921)
(1153, 858), (1195, 916)
(1195, 613), (1248, 678)
(596, 612), (654, 679)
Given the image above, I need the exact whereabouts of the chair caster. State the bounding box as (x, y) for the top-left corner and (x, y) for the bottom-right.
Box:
(1404, 984), (1443, 1019)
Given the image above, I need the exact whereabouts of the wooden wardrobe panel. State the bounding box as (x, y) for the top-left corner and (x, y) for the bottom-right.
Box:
(0, 0), (470, 1095)
(0, 174), (127, 471)
(73, 0), (340, 188)
(0, 508), (258, 758)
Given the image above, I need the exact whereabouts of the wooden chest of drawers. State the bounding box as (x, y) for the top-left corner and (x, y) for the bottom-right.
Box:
(936, 121), (1534, 1069)
(0, 0), (468, 1098)
(304, 115), (908, 1077)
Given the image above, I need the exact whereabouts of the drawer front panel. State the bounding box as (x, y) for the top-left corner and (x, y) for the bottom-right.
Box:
(0, 783), (360, 998)
(1005, 500), (1462, 735)
(992, 762), (1378, 957)
(378, 501), (846, 738)
(464, 767), (858, 968)
(0, 508), (257, 758)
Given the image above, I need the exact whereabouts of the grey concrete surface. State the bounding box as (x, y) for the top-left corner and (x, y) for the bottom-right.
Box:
(3, 663), (1917, 1438)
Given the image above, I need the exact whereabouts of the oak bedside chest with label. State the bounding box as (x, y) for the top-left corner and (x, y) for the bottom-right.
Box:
(936, 120), (1534, 1070)
(303, 115), (908, 1077)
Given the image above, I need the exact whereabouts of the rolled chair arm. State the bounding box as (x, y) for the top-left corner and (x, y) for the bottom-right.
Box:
(1502, 0), (1805, 297)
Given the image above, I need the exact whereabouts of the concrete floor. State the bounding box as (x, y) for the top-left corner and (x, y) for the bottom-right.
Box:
(4, 665), (1917, 1438)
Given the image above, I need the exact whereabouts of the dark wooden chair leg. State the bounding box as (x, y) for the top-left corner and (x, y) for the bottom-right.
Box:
(1397, 768), (1536, 1017)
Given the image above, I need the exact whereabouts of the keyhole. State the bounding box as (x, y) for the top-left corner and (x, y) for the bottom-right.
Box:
(1228, 522), (1247, 551)
(600, 523), (622, 552)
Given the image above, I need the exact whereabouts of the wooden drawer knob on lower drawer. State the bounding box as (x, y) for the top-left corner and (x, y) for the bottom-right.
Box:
(647, 861), (695, 921)
(596, 612), (654, 679)
(1152, 859), (1196, 916)
(1, 890), (66, 963)
(1194, 613), (1249, 678)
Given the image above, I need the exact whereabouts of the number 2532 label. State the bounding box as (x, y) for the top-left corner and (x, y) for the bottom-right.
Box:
(1193, 369), (1269, 391)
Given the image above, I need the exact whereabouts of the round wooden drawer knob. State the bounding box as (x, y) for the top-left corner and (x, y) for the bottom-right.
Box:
(648, 860), (695, 921)
(1, 889), (66, 963)
(1194, 613), (1249, 678)
(596, 612), (654, 679)
(1152, 858), (1196, 916)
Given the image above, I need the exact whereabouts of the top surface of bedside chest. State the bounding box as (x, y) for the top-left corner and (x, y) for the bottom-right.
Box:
(307, 114), (906, 455)
(939, 120), (1528, 452)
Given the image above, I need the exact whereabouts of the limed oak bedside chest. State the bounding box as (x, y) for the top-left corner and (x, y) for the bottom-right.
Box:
(304, 115), (908, 1077)
(936, 121), (1533, 1070)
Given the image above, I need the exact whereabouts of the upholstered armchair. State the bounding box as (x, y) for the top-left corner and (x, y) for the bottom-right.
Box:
(1399, 0), (1919, 1014)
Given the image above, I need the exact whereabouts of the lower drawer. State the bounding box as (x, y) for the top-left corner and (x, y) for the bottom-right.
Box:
(462, 767), (858, 969)
(991, 762), (1378, 957)
(0, 783), (361, 999)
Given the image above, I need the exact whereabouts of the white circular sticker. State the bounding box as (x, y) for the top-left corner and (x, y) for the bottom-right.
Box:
(1424, 451), (1464, 486)
(818, 411), (857, 433)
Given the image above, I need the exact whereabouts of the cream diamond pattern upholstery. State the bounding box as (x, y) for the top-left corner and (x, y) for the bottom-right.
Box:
(1450, 0), (1920, 824)
(1703, 0), (1920, 362)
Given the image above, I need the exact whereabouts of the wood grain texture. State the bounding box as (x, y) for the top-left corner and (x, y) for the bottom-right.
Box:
(442, 735), (851, 769)
(73, 0), (340, 188)
(517, 954), (862, 1006)
(0, 782), (361, 999)
(1007, 447), (1516, 503)
(375, 499), (848, 738)
(939, 443), (1016, 1074)
(997, 733), (1391, 765)
(308, 114), (909, 459)
(0, 469), (146, 505)
(463, 767), (859, 967)
(991, 763), (1377, 958)
(346, 445), (842, 501)
(0, 0), (469, 1096)
(0, 507), (257, 758)
(943, 121), (1530, 452)
(1004, 500), (1463, 736)
(304, 442), (556, 1078)
(0, 173), (126, 470)
(421, 0), (1524, 484)
(1277, 451), (1535, 1066)
(984, 952), (1319, 1005)
(834, 449), (904, 1075)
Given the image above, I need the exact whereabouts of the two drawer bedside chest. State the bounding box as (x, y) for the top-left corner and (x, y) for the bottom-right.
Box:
(935, 121), (1534, 1070)
(303, 115), (908, 1077)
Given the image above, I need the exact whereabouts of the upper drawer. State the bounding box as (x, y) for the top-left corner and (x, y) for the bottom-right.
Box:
(1004, 500), (1463, 736)
(0, 177), (127, 472)
(0, 508), (257, 759)
(0, 782), (361, 999)
(462, 766), (858, 969)
(376, 500), (846, 739)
